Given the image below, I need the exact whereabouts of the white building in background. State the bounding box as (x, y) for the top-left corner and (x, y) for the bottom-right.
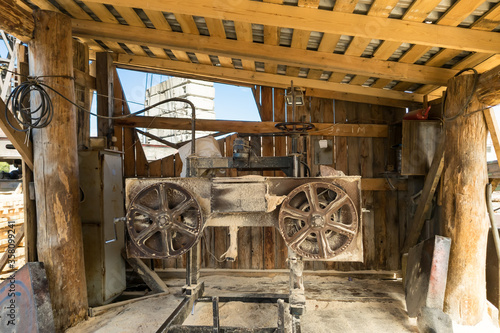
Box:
(142, 77), (215, 161)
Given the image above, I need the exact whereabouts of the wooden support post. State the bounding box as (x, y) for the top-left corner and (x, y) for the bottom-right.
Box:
(29, 10), (88, 331)
(441, 74), (488, 325)
(18, 44), (37, 262)
(96, 52), (114, 147)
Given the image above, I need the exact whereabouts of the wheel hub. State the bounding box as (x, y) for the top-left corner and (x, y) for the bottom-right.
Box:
(311, 214), (325, 228)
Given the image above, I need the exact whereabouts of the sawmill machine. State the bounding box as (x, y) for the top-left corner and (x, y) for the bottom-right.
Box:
(122, 83), (363, 332)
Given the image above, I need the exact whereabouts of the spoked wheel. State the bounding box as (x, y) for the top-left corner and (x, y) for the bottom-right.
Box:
(126, 182), (203, 258)
(278, 182), (358, 260)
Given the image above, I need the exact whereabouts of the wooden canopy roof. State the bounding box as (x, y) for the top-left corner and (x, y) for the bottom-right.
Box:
(6, 0), (500, 107)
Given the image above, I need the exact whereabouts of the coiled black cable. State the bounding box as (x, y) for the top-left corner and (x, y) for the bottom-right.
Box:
(5, 79), (54, 132)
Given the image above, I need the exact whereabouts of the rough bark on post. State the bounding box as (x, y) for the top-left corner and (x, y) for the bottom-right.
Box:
(29, 10), (88, 331)
(441, 74), (488, 325)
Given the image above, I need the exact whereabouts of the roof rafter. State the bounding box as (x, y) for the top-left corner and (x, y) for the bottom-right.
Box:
(114, 53), (423, 104)
(82, 0), (500, 54)
(72, 19), (458, 86)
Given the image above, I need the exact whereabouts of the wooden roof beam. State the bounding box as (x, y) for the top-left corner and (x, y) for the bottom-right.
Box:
(114, 54), (423, 103)
(72, 19), (457, 86)
(0, 0), (34, 42)
(82, 0), (500, 54)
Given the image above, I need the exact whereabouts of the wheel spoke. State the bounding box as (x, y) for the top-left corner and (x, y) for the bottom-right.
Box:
(171, 198), (195, 219)
(158, 184), (170, 212)
(173, 221), (198, 237)
(288, 226), (311, 248)
(327, 220), (356, 235)
(130, 203), (155, 217)
(324, 194), (349, 214)
(317, 230), (333, 258)
(304, 183), (320, 212)
(160, 229), (171, 256)
(136, 224), (158, 244)
(281, 204), (310, 221)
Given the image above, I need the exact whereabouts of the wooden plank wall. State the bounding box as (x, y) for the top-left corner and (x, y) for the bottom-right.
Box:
(114, 78), (408, 271)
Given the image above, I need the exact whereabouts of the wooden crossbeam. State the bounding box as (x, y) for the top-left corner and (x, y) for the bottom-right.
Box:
(115, 117), (389, 138)
(114, 54), (423, 103)
(305, 88), (419, 108)
(72, 19), (457, 86)
(0, 0), (34, 42)
(82, 0), (500, 54)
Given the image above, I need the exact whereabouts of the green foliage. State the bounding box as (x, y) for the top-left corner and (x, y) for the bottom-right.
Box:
(0, 162), (10, 173)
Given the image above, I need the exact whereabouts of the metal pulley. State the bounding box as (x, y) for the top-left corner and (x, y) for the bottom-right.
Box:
(126, 182), (203, 258)
(278, 182), (358, 260)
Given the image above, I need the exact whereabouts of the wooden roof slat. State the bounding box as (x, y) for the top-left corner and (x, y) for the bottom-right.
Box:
(329, 72), (347, 83)
(372, 41), (401, 60)
(148, 46), (169, 59)
(371, 78), (390, 89)
(113, 6), (145, 27)
(402, 0), (444, 22)
(80, 0), (500, 54)
(298, 0), (321, 8)
(143, 9), (172, 31)
(174, 14), (208, 65)
(114, 53), (423, 102)
(233, 22), (256, 71)
(425, 49), (463, 67)
(196, 53), (213, 65)
(368, 0), (400, 17)
(83, 2), (118, 24)
(437, 0), (487, 26)
(204, 17), (234, 68)
(291, 29), (311, 49)
(398, 45), (434, 64)
(349, 75), (368, 86)
(30, 0), (60, 12)
(333, 0), (358, 13)
(307, 69), (323, 80)
(285, 66), (301, 77)
(55, 0), (92, 20)
(126, 44), (148, 56)
(317, 33), (342, 53)
(470, 2), (500, 31)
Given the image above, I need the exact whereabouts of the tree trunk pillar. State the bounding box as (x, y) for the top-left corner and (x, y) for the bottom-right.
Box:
(29, 10), (88, 331)
(441, 74), (488, 325)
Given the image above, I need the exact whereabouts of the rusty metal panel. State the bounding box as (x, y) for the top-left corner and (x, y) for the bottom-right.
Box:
(0, 262), (54, 332)
(211, 181), (267, 213)
(405, 235), (451, 317)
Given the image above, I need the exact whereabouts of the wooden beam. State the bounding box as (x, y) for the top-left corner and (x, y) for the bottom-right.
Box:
(124, 256), (169, 293)
(305, 88), (418, 108)
(0, 0), (34, 42)
(72, 19), (457, 86)
(476, 64), (500, 106)
(484, 109), (500, 175)
(114, 54), (424, 103)
(115, 117), (388, 137)
(96, 52), (114, 146)
(29, 9), (88, 331)
(74, 69), (96, 91)
(0, 98), (34, 170)
(361, 178), (407, 191)
(82, 0), (500, 54)
(403, 138), (445, 253)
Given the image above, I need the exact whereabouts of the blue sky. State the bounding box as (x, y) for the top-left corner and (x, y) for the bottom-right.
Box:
(115, 68), (260, 120)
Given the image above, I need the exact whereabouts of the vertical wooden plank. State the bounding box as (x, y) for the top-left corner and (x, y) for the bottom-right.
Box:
(371, 104), (388, 270)
(148, 159), (161, 177)
(96, 52), (114, 146)
(73, 39), (90, 150)
(123, 128), (135, 177)
(135, 135), (149, 177)
(334, 100), (348, 174)
(112, 69), (123, 152)
(347, 103), (361, 176)
(238, 227), (252, 269)
(161, 155), (175, 177)
(174, 153), (182, 177)
(226, 134), (237, 177)
(358, 105), (375, 270)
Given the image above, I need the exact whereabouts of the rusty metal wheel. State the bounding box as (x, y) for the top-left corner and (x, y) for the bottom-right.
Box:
(278, 182), (358, 260)
(126, 182), (203, 258)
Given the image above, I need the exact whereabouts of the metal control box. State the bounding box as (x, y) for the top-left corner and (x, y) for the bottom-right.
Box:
(79, 150), (126, 306)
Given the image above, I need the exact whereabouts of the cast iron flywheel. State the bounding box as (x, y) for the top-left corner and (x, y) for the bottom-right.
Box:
(126, 182), (203, 258)
(278, 182), (358, 260)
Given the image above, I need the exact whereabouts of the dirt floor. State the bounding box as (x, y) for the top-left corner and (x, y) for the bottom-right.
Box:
(67, 273), (499, 333)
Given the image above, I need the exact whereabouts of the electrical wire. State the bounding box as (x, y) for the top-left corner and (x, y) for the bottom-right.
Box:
(3, 70), (196, 132)
(442, 68), (479, 122)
